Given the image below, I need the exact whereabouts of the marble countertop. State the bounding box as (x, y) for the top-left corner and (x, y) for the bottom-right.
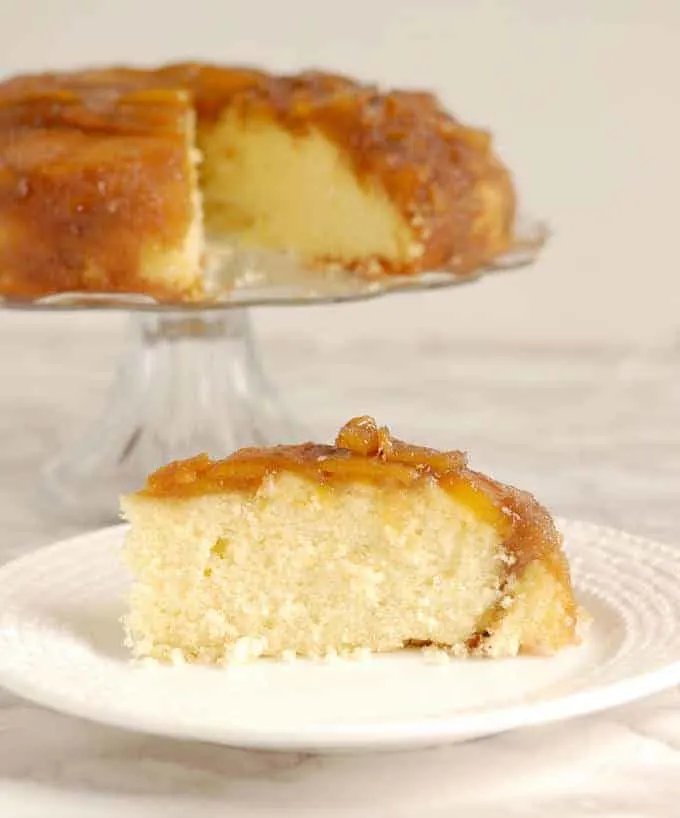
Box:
(1, 317), (679, 817)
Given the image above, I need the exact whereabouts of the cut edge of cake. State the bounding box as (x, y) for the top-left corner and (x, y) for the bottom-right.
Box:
(132, 92), (206, 301)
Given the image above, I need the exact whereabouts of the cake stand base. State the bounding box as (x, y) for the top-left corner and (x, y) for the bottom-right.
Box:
(40, 310), (300, 525)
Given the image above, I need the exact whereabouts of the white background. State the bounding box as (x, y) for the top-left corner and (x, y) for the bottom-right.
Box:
(0, 0), (678, 347)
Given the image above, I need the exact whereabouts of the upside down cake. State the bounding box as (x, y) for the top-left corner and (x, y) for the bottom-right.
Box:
(0, 63), (516, 300)
(121, 417), (580, 665)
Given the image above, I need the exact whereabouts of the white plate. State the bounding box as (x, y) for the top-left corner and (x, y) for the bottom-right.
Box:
(0, 520), (678, 752)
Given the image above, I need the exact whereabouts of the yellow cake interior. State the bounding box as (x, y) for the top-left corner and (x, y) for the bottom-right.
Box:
(199, 111), (416, 268)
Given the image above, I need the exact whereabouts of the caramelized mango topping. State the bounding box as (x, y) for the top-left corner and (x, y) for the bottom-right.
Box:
(144, 416), (471, 498)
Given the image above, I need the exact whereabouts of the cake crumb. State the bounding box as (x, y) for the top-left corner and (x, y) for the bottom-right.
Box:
(422, 646), (450, 665)
(224, 636), (268, 665)
(169, 648), (186, 666)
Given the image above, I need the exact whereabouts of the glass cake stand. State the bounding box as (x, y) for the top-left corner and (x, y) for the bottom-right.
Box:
(3, 219), (547, 524)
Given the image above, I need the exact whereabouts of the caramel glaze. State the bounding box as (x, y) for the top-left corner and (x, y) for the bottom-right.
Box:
(0, 88), (196, 299)
(141, 416), (575, 619)
(0, 63), (516, 281)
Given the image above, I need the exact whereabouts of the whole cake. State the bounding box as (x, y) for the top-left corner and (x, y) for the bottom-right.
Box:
(0, 63), (516, 300)
(121, 417), (580, 665)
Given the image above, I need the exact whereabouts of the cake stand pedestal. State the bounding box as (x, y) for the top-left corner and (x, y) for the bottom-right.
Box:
(39, 309), (297, 525)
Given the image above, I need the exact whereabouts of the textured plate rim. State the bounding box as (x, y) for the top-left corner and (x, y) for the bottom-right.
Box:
(0, 519), (679, 751)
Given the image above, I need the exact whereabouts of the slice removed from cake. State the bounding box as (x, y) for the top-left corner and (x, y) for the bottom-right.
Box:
(121, 417), (580, 664)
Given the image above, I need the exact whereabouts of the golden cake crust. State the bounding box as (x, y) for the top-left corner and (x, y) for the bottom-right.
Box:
(0, 62), (516, 292)
(139, 416), (574, 609)
(0, 87), (199, 299)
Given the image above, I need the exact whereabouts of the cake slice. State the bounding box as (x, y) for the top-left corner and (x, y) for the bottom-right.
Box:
(121, 417), (580, 664)
(0, 87), (203, 300)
